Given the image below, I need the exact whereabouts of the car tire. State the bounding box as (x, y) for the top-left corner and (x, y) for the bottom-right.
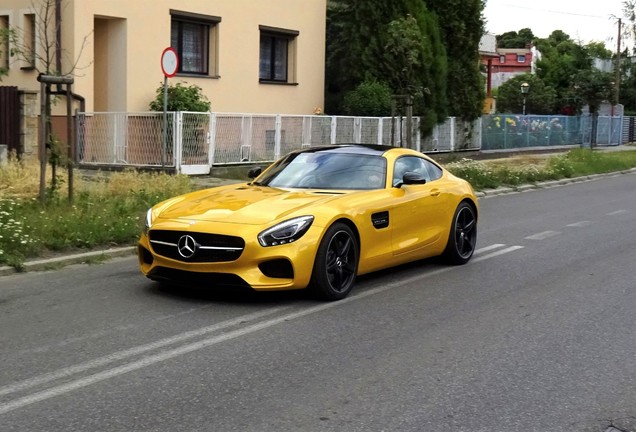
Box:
(443, 201), (477, 265)
(310, 222), (359, 301)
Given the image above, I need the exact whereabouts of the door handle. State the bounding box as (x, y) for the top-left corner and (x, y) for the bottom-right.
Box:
(430, 189), (440, 197)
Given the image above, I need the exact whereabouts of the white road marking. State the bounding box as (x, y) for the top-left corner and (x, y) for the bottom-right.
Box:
(0, 243), (524, 415)
(607, 210), (628, 216)
(525, 231), (561, 240)
(565, 221), (593, 228)
(0, 308), (289, 398)
(471, 246), (524, 263)
(474, 244), (506, 254)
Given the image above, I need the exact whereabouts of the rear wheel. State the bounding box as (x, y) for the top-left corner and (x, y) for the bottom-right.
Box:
(310, 222), (358, 301)
(443, 202), (477, 265)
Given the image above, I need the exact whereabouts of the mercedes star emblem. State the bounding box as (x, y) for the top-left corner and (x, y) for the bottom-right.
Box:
(177, 235), (198, 258)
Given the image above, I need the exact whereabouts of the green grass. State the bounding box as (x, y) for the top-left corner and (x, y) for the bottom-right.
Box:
(445, 149), (636, 190)
(1, 148), (636, 268)
(0, 159), (193, 267)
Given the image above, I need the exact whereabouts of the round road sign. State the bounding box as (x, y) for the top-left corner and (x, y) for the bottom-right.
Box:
(161, 47), (178, 77)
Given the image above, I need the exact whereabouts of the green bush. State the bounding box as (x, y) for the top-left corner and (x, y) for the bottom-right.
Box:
(149, 82), (211, 112)
(341, 80), (392, 117)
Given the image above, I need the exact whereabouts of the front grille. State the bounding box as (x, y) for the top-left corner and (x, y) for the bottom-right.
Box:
(149, 229), (245, 263)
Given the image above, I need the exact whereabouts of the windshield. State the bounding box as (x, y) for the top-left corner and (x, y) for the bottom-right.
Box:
(257, 151), (387, 190)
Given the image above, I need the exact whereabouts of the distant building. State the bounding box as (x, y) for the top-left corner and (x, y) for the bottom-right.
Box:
(489, 47), (534, 88)
(479, 34), (498, 113)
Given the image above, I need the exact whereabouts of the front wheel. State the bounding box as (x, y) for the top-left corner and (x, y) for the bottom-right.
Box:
(310, 222), (359, 301)
(443, 202), (477, 265)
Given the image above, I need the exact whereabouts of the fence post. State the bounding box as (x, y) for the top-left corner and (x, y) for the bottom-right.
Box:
(331, 116), (337, 144)
(354, 117), (362, 143)
(208, 112), (216, 165)
(415, 117), (421, 152)
(478, 117), (483, 150)
(449, 117), (456, 152)
(377, 118), (383, 145)
(274, 114), (282, 159)
(175, 112), (182, 173)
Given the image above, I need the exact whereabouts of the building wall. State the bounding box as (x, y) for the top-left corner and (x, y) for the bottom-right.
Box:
(1, 0), (326, 115)
(490, 49), (533, 75)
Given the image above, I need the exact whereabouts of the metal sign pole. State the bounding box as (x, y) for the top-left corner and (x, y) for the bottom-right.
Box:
(162, 76), (168, 167)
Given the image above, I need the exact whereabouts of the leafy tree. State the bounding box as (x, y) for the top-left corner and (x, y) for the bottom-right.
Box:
(572, 69), (615, 114)
(496, 28), (535, 49)
(534, 31), (595, 112)
(3, 0), (91, 202)
(425, 0), (486, 120)
(325, 0), (448, 135)
(586, 41), (613, 60)
(496, 74), (557, 115)
(149, 83), (211, 112)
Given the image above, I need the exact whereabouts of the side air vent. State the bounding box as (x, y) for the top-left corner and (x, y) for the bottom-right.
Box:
(371, 211), (389, 229)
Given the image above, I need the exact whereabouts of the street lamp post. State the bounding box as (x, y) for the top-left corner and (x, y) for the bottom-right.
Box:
(520, 82), (530, 115)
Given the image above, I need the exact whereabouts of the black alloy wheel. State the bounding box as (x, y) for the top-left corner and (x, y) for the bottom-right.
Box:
(310, 222), (359, 301)
(444, 202), (477, 265)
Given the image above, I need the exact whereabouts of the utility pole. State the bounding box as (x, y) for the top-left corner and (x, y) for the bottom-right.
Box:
(616, 18), (622, 106)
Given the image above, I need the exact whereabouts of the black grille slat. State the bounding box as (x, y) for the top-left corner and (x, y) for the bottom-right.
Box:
(149, 230), (245, 263)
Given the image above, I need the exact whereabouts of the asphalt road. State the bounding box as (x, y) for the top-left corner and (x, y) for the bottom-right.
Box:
(1, 172), (636, 432)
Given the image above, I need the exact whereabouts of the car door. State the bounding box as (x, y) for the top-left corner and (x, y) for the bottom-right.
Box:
(389, 156), (452, 256)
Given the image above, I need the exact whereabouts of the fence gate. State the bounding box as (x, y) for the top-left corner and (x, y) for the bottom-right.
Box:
(0, 86), (20, 154)
(178, 112), (214, 175)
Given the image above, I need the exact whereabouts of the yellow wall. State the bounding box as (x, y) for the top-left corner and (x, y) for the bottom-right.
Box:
(1, 0), (326, 114)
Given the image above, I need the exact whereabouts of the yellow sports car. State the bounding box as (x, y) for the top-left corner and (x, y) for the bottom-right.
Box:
(138, 145), (478, 300)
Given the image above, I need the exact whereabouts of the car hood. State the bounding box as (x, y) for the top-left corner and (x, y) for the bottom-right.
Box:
(157, 183), (347, 225)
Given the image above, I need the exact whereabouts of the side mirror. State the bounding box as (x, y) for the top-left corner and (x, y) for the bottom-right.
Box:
(248, 167), (262, 179)
(401, 171), (427, 186)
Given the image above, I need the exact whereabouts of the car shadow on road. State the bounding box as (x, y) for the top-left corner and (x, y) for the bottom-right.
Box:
(143, 279), (317, 306)
(141, 256), (448, 306)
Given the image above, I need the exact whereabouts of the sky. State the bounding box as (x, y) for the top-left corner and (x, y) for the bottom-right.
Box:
(483, 0), (626, 49)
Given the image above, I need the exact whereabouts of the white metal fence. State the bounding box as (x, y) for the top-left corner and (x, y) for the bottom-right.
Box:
(77, 112), (481, 174)
(76, 111), (625, 174)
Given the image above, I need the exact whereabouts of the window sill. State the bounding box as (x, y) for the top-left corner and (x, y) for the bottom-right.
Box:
(175, 73), (220, 79)
(259, 80), (299, 86)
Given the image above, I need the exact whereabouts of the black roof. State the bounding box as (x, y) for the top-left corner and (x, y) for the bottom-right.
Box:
(296, 144), (395, 156)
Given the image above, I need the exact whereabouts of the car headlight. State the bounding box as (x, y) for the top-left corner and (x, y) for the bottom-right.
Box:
(258, 216), (314, 247)
(144, 208), (154, 233)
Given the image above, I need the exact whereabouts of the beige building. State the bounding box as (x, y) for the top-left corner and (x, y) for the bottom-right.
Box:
(1, 0), (327, 114)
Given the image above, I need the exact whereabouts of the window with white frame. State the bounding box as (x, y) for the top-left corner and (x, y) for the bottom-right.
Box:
(170, 10), (220, 76)
(517, 54), (526, 63)
(259, 25), (298, 84)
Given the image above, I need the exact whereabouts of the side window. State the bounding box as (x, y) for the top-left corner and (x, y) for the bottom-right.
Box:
(259, 25), (299, 84)
(393, 156), (430, 185)
(393, 157), (443, 186)
(170, 10), (221, 77)
(423, 160), (443, 181)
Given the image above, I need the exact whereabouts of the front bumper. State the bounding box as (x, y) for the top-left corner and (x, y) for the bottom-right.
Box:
(138, 221), (322, 291)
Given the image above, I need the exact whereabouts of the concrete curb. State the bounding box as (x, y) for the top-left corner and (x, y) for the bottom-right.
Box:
(0, 246), (136, 277)
(477, 167), (636, 198)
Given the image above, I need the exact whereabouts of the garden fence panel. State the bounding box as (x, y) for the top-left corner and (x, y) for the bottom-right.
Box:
(481, 114), (582, 150)
(77, 112), (174, 167)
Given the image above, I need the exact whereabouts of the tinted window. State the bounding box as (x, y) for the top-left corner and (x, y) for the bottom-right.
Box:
(259, 151), (387, 190)
(393, 156), (443, 186)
